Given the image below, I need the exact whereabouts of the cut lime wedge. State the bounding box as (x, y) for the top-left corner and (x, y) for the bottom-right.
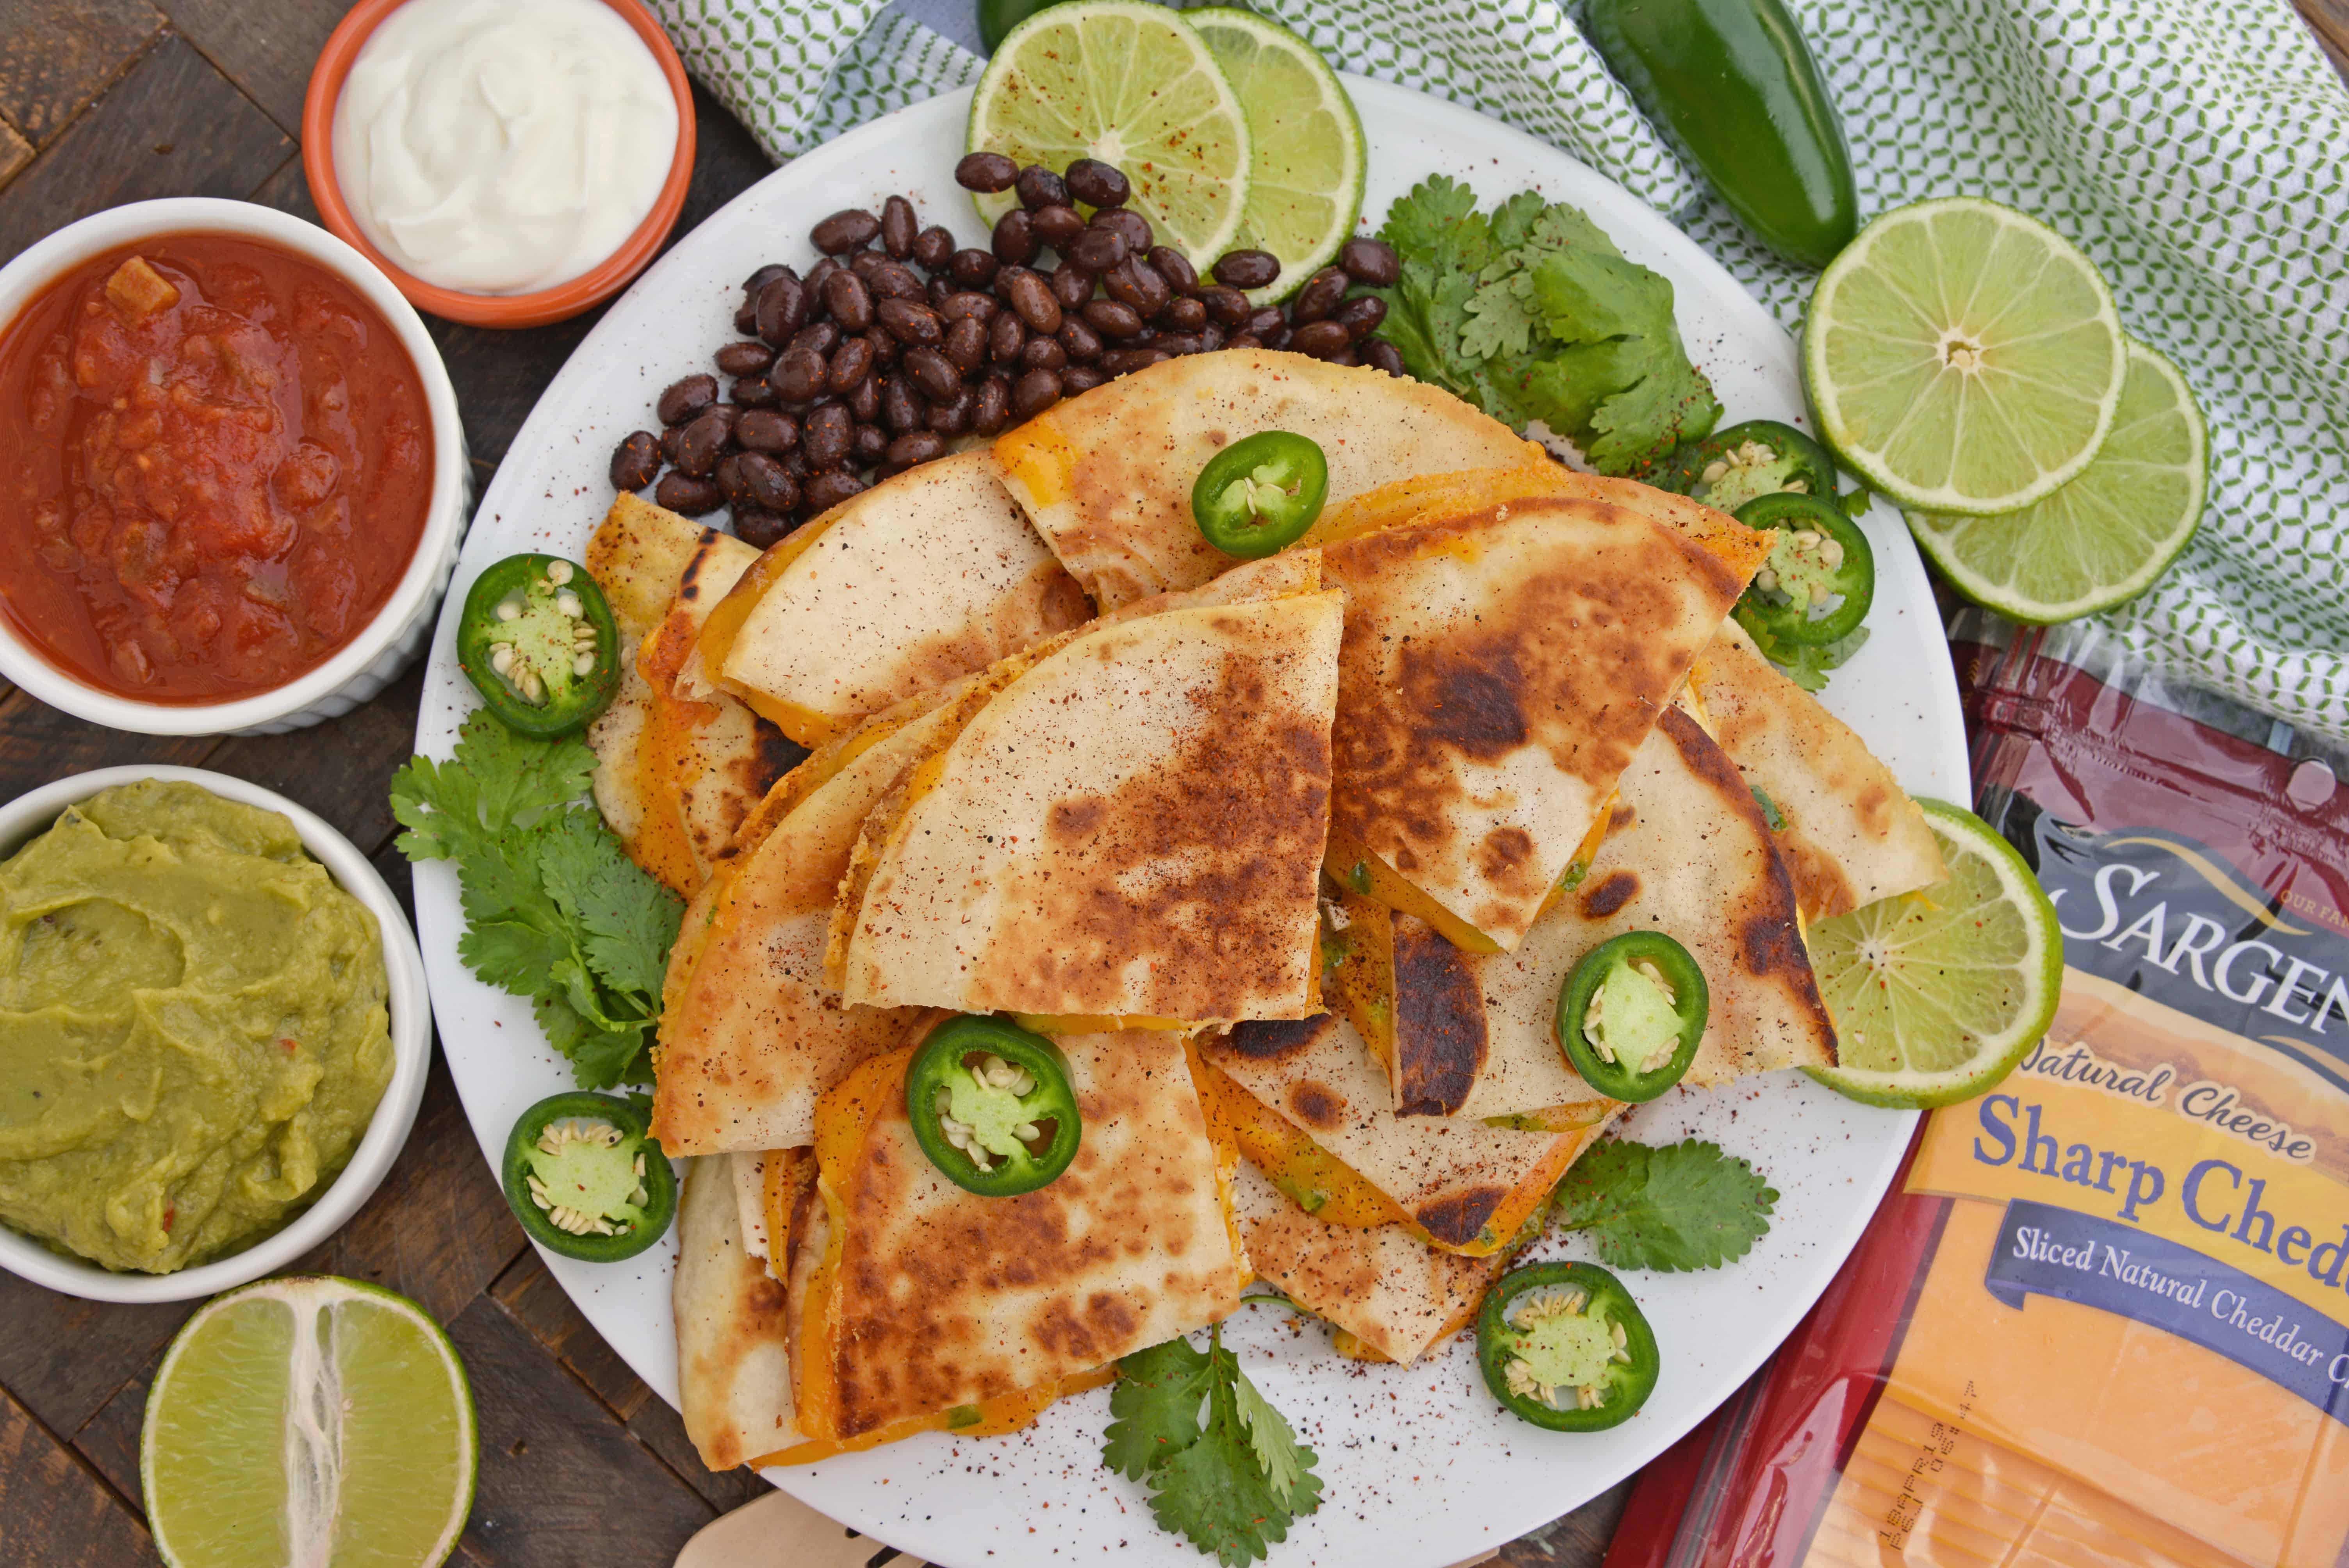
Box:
(144, 1278), (476, 1568)
(968, 0), (1252, 271)
(1804, 197), (2126, 515)
(1805, 799), (2064, 1110)
(1187, 7), (1364, 305)
(1908, 338), (2206, 623)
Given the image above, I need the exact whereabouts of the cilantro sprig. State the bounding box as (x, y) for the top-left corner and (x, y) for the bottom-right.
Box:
(1105, 1325), (1322, 1566)
(391, 712), (681, 1089)
(1551, 1139), (1778, 1272)
(1372, 175), (1722, 475)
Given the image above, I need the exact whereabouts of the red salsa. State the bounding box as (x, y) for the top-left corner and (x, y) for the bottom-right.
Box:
(0, 233), (434, 702)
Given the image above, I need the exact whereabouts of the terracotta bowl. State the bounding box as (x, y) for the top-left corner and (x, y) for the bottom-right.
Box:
(301, 0), (698, 329)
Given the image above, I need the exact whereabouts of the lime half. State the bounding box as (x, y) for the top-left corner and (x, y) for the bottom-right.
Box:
(1805, 197), (2126, 515)
(1188, 8), (1364, 305)
(968, 0), (1252, 270)
(1805, 799), (2064, 1109)
(1909, 338), (2206, 623)
(144, 1278), (476, 1568)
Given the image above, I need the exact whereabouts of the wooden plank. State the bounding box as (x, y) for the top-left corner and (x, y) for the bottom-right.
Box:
(0, 0), (162, 145)
(627, 1393), (775, 1516)
(0, 118), (29, 191)
(0, 31), (288, 264)
(0, 1386), (152, 1568)
(0, 1269), (194, 1440)
(203, 661), (424, 857)
(0, 685), (221, 795)
(451, 1294), (716, 1565)
(66, 1370), (146, 1516)
(489, 1250), (654, 1422)
(1497, 1479), (1633, 1568)
(2299, 0), (2349, 78)
(165, 0), (355, 137)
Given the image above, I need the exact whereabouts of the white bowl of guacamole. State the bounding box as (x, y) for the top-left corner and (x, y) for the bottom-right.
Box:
(0, 767), (430, 1303)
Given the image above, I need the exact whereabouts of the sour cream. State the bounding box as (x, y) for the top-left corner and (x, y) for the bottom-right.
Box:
(332, 0), (679, 296)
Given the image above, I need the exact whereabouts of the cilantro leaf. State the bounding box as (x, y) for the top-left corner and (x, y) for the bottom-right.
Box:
(1552, 1139), (1778, 1272)
(1377, 175), (1492, 275)
(1524, 247), (1722, 474)
(1103, 1335), (1211, 1480)
(538, 810), (681, 1001)
(1228, 1367), (1311, 1509)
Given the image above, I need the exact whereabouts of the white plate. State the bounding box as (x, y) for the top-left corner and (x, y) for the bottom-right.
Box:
(414, 78), (1968, 1568)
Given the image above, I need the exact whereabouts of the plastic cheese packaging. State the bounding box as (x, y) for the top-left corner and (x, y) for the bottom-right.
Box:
(1606, 613), (2349, 1568)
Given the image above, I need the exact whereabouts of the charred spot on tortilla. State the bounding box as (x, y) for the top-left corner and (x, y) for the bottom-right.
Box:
(1414, 1186), (1509, 1249)
(1288, 1082), (1347, 1130)
(1402, 643), (1531, 761)
(1740, 910), (1815, 984)
(1048, 798), (1107, 841)
(1225, 1014), (1338, 1061)
(1579, 871), (1641, 920)
(1391, 916), (1488, 1117)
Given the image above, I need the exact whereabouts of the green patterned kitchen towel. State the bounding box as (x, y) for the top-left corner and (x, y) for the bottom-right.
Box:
(645, 0), (2349, 742)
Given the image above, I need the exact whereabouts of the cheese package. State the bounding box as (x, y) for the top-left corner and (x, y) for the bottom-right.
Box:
(1603, 618), (2349, 1568)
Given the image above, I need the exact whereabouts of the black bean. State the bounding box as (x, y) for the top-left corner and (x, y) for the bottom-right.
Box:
(1100, 346), (1171, 376)
(881, 376), (924, 434)
(1260, 324), (1292, 352)
(902, 346), (961, 402)
(955, 150), (1019, 192)
(1328, 346), (1361, 367)
(1212, 249), (1280, 291)
(1064, 157), (1130, 208)
(826, 335), (875, 394)
(1242, 306), (1286, 340)
(731, 376), (778, 408)
(656, 472), (724, 515)
(1162, 296), (1208, 333)
(1339, 236), (1402, 287)
(850, 249), (888, 280)
(1015, 164), (1069, 210)
(1082, 298), (1145, 339)
(1103, 258), (1170, 319)
(1095, 208), (1153, 253)
(973, 374), (1012, 435)
(1198, 323), (1226, 352)
(1057, 316), (1103, 362)
(852, 421), (889, 463)
(803, 256), (843, 297)
(610, 430), (660, 490)
(715, 452), (754, 507)
(743, 262), (794, 296)
(876, 297), (945, 349)
(881, 195), (917, 259)
(1289, 319), (1351, 360)
(1224, 333), (1262, 353)
(888, 430), (949, 467)
(1011, 367), (1063, 419)
(659, 423), (687, 461)
(804, 470), (866, 512)
(715, 340), (775, 376)
(1005, 269), (1062, 334)
(802, 403), (853, 468)
(867, 260), (925, 302)
(913, 225), (957, 270)
(734, 298), (759, 335)
(992, 208), (1038, 266)
(657, 373), (718, 426)
(1153, 333), (1205, 356)
(737, 409), (798, 453)
(928, 276), (954, 309)
(942, 290), (998, 323)
(823, 269), (875, 331)
(928, 384), (975, 435)
(1289, 266), (1349, 324)
(772, 347), (826, 404)
(1068, 227), (1128, 274)
(1146, 246), (1200, 296)
(1019, 334), (1068, 372)
(789, 320), (841, 358)
(949, 248), (1000, 288)
(990, 310), (1028, 365)
(1061, 364), (1106, 394)
(674, 408), (735, 476)
(847, 372), (883, 424)
(862, 327), (899, 368)
(1334, 294), (1388, 339)
(945, 314), (988, 373)
(1032, 203), (1085, 251)
(733, 506), (794, 549)
(811, 208), (881, 253)
(1193, 284), (1249, 327)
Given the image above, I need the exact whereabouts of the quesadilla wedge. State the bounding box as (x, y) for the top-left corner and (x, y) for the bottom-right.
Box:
(1694, 620), (1945, 919)
(1234, 1158), (1515, 1365)
(831, 579), (1345, 1027)
(1196, 1012), (1609, 1254)
(1319, 494), (1767, 954)
(675, 1153), (800, 1470)
(766, 1023), (1243, 1460)
(1306, 463), (1770, 565)
(585, 495), (800, 894)
(993, 347), (1543, 609)
(700, 450), (1092, 748)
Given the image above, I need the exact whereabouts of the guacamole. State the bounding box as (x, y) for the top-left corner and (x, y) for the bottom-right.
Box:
(0, 782), (393, 1273)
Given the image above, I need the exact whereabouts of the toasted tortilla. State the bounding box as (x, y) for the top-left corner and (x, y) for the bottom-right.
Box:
(1199, 1011), (1589, 1253)
(652, 698), (972, 1155)
(787, 1028), (1242, 1446)
(1235, 1158), (1512, 1365)
(674, 1153), (800, 1470)
(1696, 620), (1946, 919)
(993, 348), (1542, 609)
(1319, 495), (1756, 952)
(708, 451), (1092, 748)
(833, 590), (1345, 1025)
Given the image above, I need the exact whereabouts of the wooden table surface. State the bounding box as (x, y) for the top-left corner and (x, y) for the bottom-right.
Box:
(0, 2), (2341, 1565)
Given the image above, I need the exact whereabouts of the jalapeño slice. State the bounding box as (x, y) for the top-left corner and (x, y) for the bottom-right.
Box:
(1731, 492), (1874, 648)
(456, 554), (623, 738)
(1190, 431), (1329, 558)
(1654, 418), (1838, 514)
(1477, 1262), (1659, 1431)
(500, 1092), (677, 1263)
(1556, 931), (1708, 1102)
(907, 1016), (1083, 1197)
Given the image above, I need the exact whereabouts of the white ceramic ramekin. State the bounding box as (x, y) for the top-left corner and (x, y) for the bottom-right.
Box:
(0, 766), (431, 1304)
(0, 198), (470, 736)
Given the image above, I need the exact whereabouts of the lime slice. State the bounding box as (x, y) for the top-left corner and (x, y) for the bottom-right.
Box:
(1804, 799), (2064, 1109)
(1804, 197), (2126, 516)
(1187, 7), (1364, 305)
(144, 1278), (476, 1568)
(968, 1), (1252, 270)
(1908, 339), (2206, 623)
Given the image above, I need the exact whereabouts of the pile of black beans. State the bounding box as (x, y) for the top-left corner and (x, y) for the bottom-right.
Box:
(609, 154), (1406, 548)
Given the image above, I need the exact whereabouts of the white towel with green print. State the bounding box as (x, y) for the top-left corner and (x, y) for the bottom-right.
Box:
(645, 0), (2349, 742)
